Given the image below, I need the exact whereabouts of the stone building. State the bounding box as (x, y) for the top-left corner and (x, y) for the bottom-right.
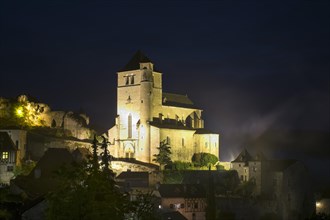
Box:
(0, 132), (17, 184)
(108, 51), (219, 164)
(231, 149), (315, 220)
(231, 149), (267, 195)
(0, 129), (27, 184)
(157, 184), (206, 220)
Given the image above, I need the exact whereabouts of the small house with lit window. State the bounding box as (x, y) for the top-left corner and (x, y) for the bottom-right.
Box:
(157, 184), (206, 220)
(0, 132), (18, 184)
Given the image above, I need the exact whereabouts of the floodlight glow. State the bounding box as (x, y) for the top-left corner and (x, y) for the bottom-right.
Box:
(16, 106), (24, 117)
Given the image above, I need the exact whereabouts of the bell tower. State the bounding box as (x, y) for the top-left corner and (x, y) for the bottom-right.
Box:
(112, 50), (162, 162)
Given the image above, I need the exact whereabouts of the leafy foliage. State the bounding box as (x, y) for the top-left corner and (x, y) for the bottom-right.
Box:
(163, 170), (184, 184)
(14, 160), (36, 176)
(46, 138), (129, 220)
(171, 161), (193, 170)
(131, 191), (159, 220)
(46, 136), (158, 220)
(153, 140), (172, 169)
(192, 152), (218, 167)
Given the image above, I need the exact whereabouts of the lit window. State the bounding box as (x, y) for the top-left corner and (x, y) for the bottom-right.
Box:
(2, 152), (9, 159)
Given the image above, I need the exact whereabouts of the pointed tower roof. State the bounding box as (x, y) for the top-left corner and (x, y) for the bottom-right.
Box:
(120, 50), (159, 72)
(232, 148), (253, 162)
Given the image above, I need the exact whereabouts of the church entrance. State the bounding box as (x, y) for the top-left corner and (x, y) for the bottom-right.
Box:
(124, 143), (135, 159)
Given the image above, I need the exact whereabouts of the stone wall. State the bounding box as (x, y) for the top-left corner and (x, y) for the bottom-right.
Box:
(0, 95), (92, 140)
(27, 132), (92, 160)
(216, 196), (278, 220)
(111, 161), (157, 174)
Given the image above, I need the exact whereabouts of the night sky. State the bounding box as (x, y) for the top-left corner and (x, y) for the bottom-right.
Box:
(1, 1), (329, 185)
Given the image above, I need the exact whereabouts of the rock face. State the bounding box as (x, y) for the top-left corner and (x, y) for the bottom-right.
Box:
(0, 95), (92, 140)
(111, 160), (157, 174)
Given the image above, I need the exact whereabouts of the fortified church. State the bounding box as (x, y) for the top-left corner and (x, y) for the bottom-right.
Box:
(108, 51), (219, 164)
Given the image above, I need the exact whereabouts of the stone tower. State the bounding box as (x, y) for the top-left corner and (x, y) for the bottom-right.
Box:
(110, 50), (162, 162)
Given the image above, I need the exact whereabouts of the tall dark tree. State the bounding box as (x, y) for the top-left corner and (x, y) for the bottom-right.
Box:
(206, 165), (216, 220)
(91, 135), (99, 172)
(47, 136), (128, 220)
(153, 140), (172, 170)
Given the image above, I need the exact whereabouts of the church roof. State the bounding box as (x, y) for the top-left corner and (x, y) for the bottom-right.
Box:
(149, 120), (195, 131)
(194, 128), (218, 134)
(0, 132), (17, 151)
(120, 50), (160, 72)
(162, 92), (196, 109)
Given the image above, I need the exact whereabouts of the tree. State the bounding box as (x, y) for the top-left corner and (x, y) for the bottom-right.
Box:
(46, 136), (129, 220)
(131, 191), (159, 220)
(153, 140), (172, 170)
(192, 152), (218, 167)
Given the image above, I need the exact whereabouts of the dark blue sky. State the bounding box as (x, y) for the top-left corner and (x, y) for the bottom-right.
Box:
(0, 1), (329, 170)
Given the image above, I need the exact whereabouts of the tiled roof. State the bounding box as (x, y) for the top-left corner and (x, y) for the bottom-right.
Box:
(149, 120), (196, 131)
(11, 148), (75, 198)
(162, 92), (196, 109)
(194, 129), (217, 134)
(0, 132), (17, 151)
(232, 149), (253, 162)
(160, 211), (188, 220)
(158, 184), (206, 198)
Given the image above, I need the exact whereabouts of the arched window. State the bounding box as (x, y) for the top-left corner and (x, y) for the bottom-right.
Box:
(128, 113), (132, 138)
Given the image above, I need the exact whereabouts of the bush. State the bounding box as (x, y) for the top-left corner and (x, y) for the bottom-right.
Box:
(192, 153), (218, 167)
(216, 164), (224, 170)
(172, 161), (192, 170)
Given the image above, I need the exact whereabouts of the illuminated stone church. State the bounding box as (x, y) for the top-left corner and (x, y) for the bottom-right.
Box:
(108, 51), (219, 164)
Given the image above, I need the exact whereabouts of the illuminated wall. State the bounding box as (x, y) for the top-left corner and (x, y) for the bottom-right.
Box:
(108, 54), (220, 164)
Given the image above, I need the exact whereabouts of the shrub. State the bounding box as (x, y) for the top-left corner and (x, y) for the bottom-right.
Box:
(192, 152), (218, 167)
(172, 161), (192, 170)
